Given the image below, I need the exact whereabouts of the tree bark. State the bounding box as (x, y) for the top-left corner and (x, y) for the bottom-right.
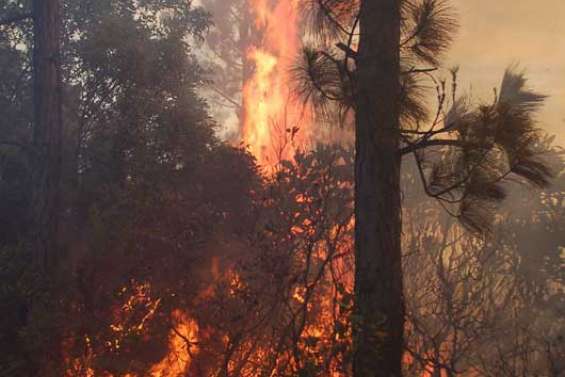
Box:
(31, 0), (63, 271)
(353, 1), (404, 376)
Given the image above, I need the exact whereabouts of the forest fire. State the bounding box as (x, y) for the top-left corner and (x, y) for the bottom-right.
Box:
(132, 2), (315, 372)
(242, 0), (312, 165)
(4, 0), (563, 376)
(148, 310), (198, 377)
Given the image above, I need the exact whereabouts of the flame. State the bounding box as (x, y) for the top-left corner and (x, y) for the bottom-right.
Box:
(63, 284), (199, 377)
(242, 0), (312, 165)
(149, 310), (199, 377)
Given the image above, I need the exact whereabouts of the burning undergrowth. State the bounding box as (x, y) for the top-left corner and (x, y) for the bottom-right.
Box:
(60, 144), (357, 377)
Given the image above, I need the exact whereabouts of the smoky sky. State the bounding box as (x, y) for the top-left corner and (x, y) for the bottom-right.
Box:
(448, 0), (565, 145)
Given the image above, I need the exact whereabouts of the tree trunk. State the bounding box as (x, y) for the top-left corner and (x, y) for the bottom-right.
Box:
(31, 0), (63, 271)
(353, 0), (403, 376)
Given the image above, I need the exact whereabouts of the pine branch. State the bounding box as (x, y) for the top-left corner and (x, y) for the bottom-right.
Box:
(400, 139), (466, 155)
(401, 67), (438, 75)
(315, 0), (351, 36)
(335, 42), (357, 59)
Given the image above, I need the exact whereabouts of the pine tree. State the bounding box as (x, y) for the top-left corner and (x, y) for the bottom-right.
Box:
(296, 1), (553, 376)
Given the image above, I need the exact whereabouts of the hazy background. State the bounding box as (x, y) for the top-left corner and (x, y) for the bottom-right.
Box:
(449, 0), (565, 144)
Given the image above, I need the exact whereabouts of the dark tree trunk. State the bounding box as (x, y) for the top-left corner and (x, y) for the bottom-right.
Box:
(31, 0), (63, 271)
(353, 1), (404, 376)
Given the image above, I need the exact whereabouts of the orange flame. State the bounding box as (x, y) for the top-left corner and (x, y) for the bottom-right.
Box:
(242, 0), (312, 165)
(149, 310), (199, 377)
